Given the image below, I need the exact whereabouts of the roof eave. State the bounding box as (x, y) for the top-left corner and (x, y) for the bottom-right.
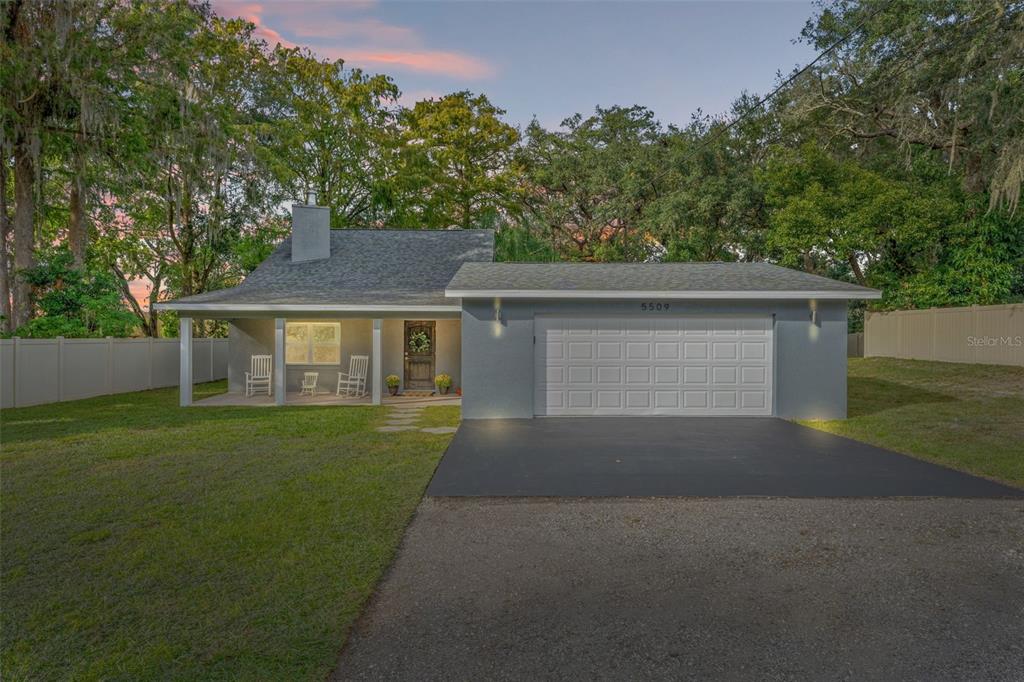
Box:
(153, 302), (463, 313)
(444, 289), (882, 300)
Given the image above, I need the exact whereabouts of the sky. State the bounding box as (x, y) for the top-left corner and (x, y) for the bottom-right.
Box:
(213, 0), (819, 130)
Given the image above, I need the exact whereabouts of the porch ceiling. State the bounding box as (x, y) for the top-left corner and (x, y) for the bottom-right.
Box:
(158, 306), (462, 320)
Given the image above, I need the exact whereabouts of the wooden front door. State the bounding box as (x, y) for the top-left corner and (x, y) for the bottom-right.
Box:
(404, 321), (436, 391)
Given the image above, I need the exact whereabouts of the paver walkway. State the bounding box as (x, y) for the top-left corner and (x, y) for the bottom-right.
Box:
(376, 405), (458, 435)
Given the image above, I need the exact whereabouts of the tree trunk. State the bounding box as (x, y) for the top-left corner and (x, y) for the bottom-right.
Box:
(147, 272), (161, 337)
(802, 252), (814, 273)
(848, 253), (866, 286)
(11, 137), (36, 330)
(68, 136), (87, 266)
(0, 156), (12, 333)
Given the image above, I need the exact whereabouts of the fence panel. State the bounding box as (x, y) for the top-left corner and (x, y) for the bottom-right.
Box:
(865, 304), (1024, 367)
(151, 341), (180, 388)
(192, 339), (213, 384)
(0, 337), (228, 408)
(61, 339), (110, 401)
(847, 332), (864, 358)
(0, 340), (13, 407)
(111, 339), (153, 394)
(13, 339), (60, 406)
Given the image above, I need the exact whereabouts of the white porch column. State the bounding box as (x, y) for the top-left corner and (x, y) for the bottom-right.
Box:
(371, 318), (382, 405)
(274, 318), (286, 406)
(179, 317), (192, 407)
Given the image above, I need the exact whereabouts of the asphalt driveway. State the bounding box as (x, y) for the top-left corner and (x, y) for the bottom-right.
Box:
(334, 498), (1024, 680)
(427, 417), (1022, 497)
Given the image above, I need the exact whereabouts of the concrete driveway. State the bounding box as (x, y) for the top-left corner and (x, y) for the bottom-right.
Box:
(427, 417), (1023, 497)
(334, 498), (1024, 680)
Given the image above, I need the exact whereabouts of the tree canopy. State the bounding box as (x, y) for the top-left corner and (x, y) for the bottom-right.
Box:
(2, 0), (1021, 337)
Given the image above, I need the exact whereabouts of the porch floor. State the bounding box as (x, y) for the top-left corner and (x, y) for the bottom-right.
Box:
(194, 391), (461, 407)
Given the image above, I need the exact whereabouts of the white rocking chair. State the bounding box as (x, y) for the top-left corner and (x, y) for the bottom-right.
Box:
(245, 354), (272, 397)
(300, 371), (319, 397)
(336, 354), (369, 397)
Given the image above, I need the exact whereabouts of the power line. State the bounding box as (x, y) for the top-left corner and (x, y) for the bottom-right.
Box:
(649, 0), (896, 182)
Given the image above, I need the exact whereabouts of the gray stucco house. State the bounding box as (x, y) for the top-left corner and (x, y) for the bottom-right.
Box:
(159, 202), (880, 419)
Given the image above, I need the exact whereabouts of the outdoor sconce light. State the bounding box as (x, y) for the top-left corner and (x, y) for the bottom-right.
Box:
(491, 298), (505, 338)
(809, 300), (820, 326)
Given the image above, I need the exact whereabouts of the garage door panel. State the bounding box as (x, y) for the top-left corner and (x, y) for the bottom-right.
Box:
(741, 391), (766, 409)
(741, 366), (767, 384)
(567, 366), (593, 383)
(626, 343), (651, 359)
(625, 366), (651, 384)
(684, 342), (709, 359)
(568, 342), (593, 359)
(742, 342), (767, 359)
(567, 391), (593, 408)
(655, 342), (679, 359)
(712, 391), (737, 409)
(655, 391), (679, 408)
(712, 342), (738, 359)
(683, 391), (708, 408)
(546, 366), (565, 383)
(683, 366), (708, 384)
(712, 366), (737, 384)
(545, 391), (564, 408)
(536, 315), (773, 416)
(626, 391), (650, 408)
(655, 366), (679, 384)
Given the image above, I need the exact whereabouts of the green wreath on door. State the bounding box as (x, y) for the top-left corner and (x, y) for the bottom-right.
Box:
(408, 330), (431, 353)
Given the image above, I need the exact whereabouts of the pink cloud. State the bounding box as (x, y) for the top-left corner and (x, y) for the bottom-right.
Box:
(275, 16), (417, 44)
(214, 2), (297, 47)
(212, 0), (495, 80)
(331, 50), (495, 79)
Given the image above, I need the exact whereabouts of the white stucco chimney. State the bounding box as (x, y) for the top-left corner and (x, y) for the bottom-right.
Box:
(291, 197), (330, 263)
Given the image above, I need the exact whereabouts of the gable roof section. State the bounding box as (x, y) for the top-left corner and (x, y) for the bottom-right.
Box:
(445, 262), (881, 299)
(159, 229), (494, 312)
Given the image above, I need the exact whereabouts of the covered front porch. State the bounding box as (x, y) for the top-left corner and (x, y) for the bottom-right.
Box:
(194, 392), (461, 407)
(176, 311), (461, 407)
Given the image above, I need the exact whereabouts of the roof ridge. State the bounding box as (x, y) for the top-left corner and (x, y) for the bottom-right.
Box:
(328, 228), (496, 233)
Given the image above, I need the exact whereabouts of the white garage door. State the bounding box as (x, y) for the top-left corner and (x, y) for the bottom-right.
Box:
(534, 316), (773, 416)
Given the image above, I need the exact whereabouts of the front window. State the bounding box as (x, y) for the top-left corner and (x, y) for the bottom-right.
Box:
(285, 322), (341, 365)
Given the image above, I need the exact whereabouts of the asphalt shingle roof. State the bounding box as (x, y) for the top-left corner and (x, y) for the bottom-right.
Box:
(164, 229), (494, 309)
(446, 262), (880, 297)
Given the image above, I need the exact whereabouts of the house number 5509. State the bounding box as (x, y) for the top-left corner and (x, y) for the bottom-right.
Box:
(641, 302), (670, 311)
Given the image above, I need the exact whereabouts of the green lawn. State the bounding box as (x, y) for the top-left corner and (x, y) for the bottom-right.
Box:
(802, 358), (1024, 488)
(1, 383), (459, 681)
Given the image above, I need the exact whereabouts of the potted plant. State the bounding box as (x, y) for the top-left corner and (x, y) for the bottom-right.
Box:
(434, 373), (452, 395)
(385, 374), (400, 396)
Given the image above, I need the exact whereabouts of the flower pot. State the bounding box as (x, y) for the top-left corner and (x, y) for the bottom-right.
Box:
(388, 386), (399, 396)
(438, 386), (450, 395)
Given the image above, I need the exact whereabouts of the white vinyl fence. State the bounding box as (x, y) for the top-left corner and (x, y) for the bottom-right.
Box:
(0, 336), (228, 408)
(865, 304), (1024, 366)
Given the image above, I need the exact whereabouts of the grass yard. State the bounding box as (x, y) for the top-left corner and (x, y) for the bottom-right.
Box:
(802, 358), (1024, 488)
(1, 382), (459, 681)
